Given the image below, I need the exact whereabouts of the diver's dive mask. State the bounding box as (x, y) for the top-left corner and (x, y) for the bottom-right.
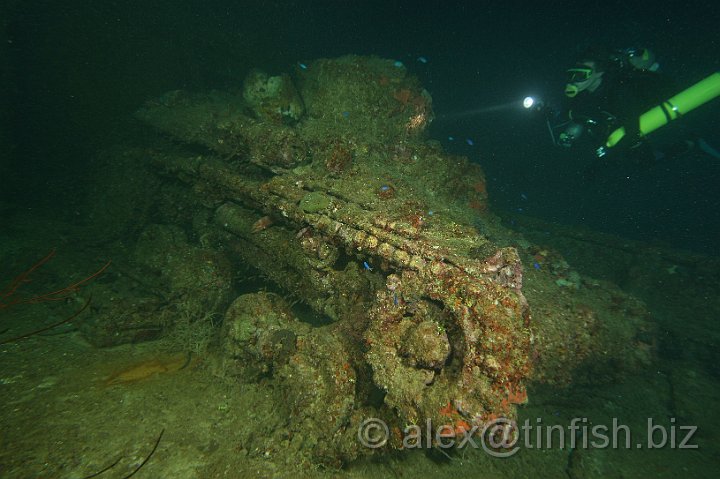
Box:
(565, 64), (603, 97)
(566, 67), (594, 83)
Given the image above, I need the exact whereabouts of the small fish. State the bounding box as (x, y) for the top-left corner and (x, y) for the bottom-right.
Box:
(251, 216), (273, 233)
(521, 193), (528, 200)
(393, 60), (404, 68)
(448, 136), (455, 141)
(105, 353), (190, 386)
(533, 262), (541, 270)
(417, 56), (428, 64)
(466, 138), (474, 146)
(363, 261), (373, 271)
(298, 62), (308, 70)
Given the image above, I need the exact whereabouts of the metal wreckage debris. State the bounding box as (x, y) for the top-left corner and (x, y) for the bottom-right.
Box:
(134, 55), (654, 465)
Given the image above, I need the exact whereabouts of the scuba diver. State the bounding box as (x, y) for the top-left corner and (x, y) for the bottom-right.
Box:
(551, 46), (720, 163)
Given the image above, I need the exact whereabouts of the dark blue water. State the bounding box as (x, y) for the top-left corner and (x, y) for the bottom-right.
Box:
(4, 0), (718, 252)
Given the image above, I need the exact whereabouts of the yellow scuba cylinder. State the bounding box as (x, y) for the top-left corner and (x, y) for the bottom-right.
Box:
(604, 71), (720, 149)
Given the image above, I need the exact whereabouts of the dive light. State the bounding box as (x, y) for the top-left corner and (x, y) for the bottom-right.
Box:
(523, 96), (544, 111)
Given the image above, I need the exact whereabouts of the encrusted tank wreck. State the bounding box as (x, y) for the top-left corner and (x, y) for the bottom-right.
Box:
(131, 55), (654, 466)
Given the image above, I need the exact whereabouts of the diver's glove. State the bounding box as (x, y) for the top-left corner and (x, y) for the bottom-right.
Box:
(558, 132), (575, 148)
(558, 122), (585, 148)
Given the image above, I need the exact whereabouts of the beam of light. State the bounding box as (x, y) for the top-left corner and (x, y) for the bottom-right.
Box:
(436, 99), (525, 120)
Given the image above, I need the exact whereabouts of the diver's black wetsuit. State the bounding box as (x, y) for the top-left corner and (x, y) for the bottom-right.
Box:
(566, 68), (678, 148)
